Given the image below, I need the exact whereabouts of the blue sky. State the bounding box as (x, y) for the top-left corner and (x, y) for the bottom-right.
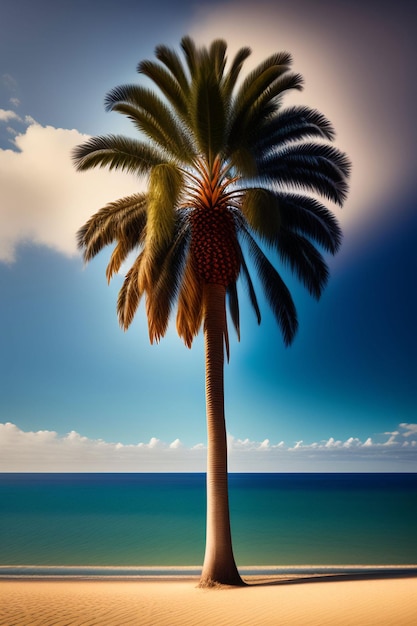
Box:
(0, 0), (416, 471)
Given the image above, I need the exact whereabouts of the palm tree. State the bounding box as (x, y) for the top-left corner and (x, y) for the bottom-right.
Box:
(73, 37), (350, 586)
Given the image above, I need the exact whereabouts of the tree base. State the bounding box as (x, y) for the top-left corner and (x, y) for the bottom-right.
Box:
(198, 572), (247, 588)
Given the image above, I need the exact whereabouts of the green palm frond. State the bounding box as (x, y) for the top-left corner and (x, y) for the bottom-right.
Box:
(104, 85), (194, 161)
(180, 36), (199, 78)
(115, 104), (170, 151)
(190, 59), (226, 164)
(73, 135), (164, 175)
(209, 39), (228, 79)
(154, 44), (190, 93)
(138, 59), (189, 119)
(147, 163), (183, 247)
(138, 164), (183, 296)
(222, 46), (252, 100)
(110, 104), (180, 159)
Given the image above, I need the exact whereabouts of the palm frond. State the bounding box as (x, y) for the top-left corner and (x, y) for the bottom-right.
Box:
(137, 164), (183, 295)
(72, 135), (164, 175)
(106, 241), (130, 284)
(276, 193), (342, 253)
(77, 193), (147, 263)
(238, 52), (293, 95)
(241, 187), (281, 242)
(222, 46), (252, 100)
(176, 255), (204, 348)
(209, 39), (228, 79)
(228, 145), (258, 177)
(117, 253), (144, 330)
(229, 52), (293, 149)
(154, 44), (190, 93)
(110, 104), (172, 153)
(147, 163), (183, 247)
(254, 106), (335, 155)
(138, 59), (189, 119)
(227, 281), (240, 340)
(190, 60), (226, 164)
(239, 78), (303, 145)
(277, 229), (329, 299)
(258, 143), (351, 205)
(104, 85), (194, 161)
(241, 226), (298, 346)
(181, 36), (199, 78)
(238, 253), (261, 325)
(253, 72), (304, 118)
(146, 217), (190, 343)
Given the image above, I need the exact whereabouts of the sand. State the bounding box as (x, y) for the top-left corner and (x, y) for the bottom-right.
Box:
(1, 575), (416, 626)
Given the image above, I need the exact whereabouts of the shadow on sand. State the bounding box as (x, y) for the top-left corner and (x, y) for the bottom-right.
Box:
(245, 568), (417, 587)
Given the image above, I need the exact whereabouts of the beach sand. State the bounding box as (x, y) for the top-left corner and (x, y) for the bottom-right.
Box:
(1, 574), (417, 626)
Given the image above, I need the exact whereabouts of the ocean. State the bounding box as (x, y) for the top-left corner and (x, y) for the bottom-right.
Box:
(1, 473), (416, 577)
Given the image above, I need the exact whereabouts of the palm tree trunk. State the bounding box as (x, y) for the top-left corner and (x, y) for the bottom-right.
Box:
(199, 283), (244, 587)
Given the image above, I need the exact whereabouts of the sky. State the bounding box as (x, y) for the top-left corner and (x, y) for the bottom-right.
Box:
(0, 0), (416, 472)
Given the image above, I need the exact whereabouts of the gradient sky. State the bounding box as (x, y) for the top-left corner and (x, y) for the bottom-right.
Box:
(0, 0), (416, 471)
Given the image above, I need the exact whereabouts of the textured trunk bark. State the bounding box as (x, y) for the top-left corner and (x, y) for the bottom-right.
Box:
(199, 283), (244, 587)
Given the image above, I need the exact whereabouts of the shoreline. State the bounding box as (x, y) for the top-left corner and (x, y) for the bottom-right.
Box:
(2, 564), (417, 580)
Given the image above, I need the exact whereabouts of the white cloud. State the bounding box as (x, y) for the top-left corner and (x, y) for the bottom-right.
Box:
(0, 109), (20, 122)
(0, 119), (141, 263)
(342, 437), (361, 448)
(0, 422), (206, 472)
(400, 423), (417, 438)
(1, 422), (416, 473)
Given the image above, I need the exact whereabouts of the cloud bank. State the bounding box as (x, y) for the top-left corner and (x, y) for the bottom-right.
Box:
(1, 422), (415, 472)
(0, 115), (140, 263)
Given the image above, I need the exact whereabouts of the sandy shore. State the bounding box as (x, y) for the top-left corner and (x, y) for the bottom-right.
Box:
(1, 574), (416, 625)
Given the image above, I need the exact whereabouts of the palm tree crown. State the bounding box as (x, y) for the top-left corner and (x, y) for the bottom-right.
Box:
(74, 36), (349, 353)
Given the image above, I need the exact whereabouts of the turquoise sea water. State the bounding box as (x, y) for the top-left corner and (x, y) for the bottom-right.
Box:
(1, 473), (416, 573)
